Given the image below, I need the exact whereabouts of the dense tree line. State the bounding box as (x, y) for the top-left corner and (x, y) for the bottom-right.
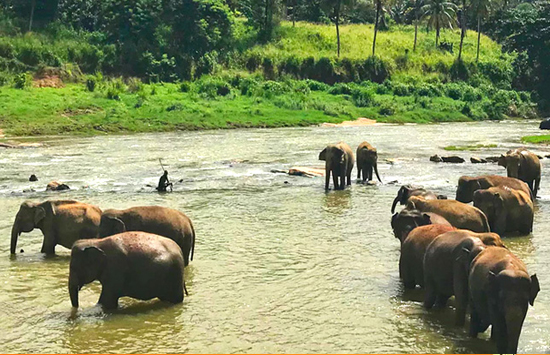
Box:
(0, 0), (548, 110)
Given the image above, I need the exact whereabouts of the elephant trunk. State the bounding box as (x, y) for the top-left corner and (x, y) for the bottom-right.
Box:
(69, 274), (79, 308)
(391, 195), (400, 214)
(504, 307), (526, 354)
(10, 219), (20, 255)
(374, 163), (382, 183)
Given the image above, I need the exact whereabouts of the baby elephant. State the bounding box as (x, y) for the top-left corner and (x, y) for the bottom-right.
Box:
(356, 141), (381, 183)
(319, 142), (354, 190)
(69, 232), (185, 310)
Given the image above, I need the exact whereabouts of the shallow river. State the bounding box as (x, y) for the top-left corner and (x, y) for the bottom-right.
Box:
(0, 121), (549, 353)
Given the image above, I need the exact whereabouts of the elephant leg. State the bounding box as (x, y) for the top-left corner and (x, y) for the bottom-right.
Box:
(423, 283), (437, 309)
(435, 294), (450, 308)
(534, 178), (540, 198)
(332, 171), (339, 190)
(357, 166), (361, 180)
(98, 287), (119, 310)
(399, 256), (416, 289)
(40, 231), (56, 254)
(368, 166), (373, 181)
(346, 170), (352, 186)
(340, 170), (346, 189)
(454, 273), (469, 326)
(362, 168), (367, 182)
(469, 307), (481, 338)
(325, 169), (331, 190)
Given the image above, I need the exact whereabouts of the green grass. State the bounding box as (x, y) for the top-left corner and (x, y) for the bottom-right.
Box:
(244, 21), (512, 80)
(521, 135), (550, 144)
(444, 143), (498, 151)
(0, 80), (476, 136)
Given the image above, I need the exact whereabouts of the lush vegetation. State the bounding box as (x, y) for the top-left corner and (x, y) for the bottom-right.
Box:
(0, 0), (546, 136)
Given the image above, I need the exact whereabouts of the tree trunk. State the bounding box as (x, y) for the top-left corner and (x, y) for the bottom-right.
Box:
(436, 25), (440, 47)
(336, 0), (341, 57)
(476, 16), (481, 62)
(458, 3), (466, 61)
(292, 0), (295, 27)
(373, 0), (381, 56)
(413, 2), (418, 51)
(28, 0), (36, 32)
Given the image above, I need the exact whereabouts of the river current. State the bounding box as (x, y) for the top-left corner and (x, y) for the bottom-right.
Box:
(0, 121), (549, 353)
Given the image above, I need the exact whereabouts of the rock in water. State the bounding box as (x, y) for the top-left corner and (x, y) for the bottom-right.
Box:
(470, 157), (488, 164)
(46, 181), (70, 191)
(430, 155), (443, 162)
(540, 118), (550, 130)
(29, 174), (38, 181)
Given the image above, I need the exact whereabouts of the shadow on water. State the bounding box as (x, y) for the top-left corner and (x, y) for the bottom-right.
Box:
(322, 189), (352, 211)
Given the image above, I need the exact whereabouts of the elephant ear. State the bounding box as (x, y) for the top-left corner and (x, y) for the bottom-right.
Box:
(104, 216), (126, 235)
(493, 193), (504, 213)
(81, 246), (106, 269)
(34, 206), (46, 224)
(319, 148), (327, 161)
(530, 274), (540, 306)
(422, 213), (432, 225)
(486, 271), (500, 304)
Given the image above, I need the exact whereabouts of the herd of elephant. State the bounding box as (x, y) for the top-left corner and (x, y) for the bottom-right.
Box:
(319, 141), (542, 353)
(10, 202), (195, 310)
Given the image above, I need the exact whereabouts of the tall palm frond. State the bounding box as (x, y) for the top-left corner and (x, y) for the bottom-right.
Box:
(422, 0), (457, 47)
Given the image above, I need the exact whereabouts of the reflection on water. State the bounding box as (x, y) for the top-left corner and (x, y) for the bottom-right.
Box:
(0, 121), (549, 353)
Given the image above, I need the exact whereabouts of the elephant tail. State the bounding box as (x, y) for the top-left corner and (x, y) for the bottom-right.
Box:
(190, 221), (195, 261)
(481, 212), (491, 233)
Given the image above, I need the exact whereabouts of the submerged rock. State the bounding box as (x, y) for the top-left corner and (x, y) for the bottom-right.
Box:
(46, 181), (70, 191)
(29, 174), (38, 182)
(485, 156), (500, 163)
(540, 118), (550, 130)
(430, 155), (465, 163)
(470, 157), (488, 164)
(271, 167), (325, 177)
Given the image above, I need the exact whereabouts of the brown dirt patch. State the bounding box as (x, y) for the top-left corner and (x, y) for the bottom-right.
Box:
(322, 117), (377, 127)
(33, 75), (65, 88)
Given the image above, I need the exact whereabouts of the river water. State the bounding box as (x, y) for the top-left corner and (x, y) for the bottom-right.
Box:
(0, 121), (549, 353)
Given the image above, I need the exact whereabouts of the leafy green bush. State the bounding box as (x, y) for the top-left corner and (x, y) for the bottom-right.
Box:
(351, 87), (375, 107)
(279, 56), (301, 77)
(360, 56), (391, 83)
(314, 57), (335, 83)
(85, 75), (97, 92)
(379, 101), (396, 115)
(105, 78), (126, 100)
(450, 59), (470, 81)
(13, 72), (32, 89)
(328, 83), (353, 95)
(196, 76), (231, 98)
(259, 80), (290, 98)
(262, 57), (275, 79)
(127, 77), (144, 93)
(305, 79), (329, 91)
(180, 81), (192, 92)
(445, 83), (463, 100)
(393, 83), (410, 96)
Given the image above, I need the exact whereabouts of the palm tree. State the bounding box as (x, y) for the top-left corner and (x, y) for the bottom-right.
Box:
(457, 0), (467, 61)
(422, 0), (457, 48)
(413, 0), (424, 51)
(372, 0), (384, 56)
(472, 0), (491, 62)
(321, 0), (355, 57)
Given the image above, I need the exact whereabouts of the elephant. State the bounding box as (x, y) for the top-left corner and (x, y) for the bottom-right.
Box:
(11, 200), (102, 255)
(399, 224), (455, 289)
(69, 232), (185, 310)
(468, 246), (540, 353)
(498, 148), (541, 197)
(356, 141), (382, 183)
(100, 206), (196, 266)
(319, 142), (354, 190)
(406, 196), (490, 233)
(423, 230), (505, 325)
(473, 186), (534, 236)
(46, 181), (70, 191)
(391, 185), (447, 213)
(391, 208), (452, 243)
(456, 174), (533, 203)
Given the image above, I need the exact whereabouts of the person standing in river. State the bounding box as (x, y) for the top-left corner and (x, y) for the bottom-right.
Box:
(156, 170), (173, 192)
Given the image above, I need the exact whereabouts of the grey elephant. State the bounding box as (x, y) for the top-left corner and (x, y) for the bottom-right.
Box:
(319, 142), (354, 190)
(391, 208), (451, 243)
(473, 186), (534, 236)
(69, 232), (185, 310)
(11, 200), (102, 254)
(498, 148), (541, 197)
(423, 230), (505, 325)
(406, 196), (490, 232)
(100, 206), (195, 266)
(469, 246), (539, 353)
(456, 174), (533, 203)
(356, 141), (382, 183)
(391, 185), (446, 213)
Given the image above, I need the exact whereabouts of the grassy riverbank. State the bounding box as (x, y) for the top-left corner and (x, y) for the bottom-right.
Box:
(0, 22), (538, 136)
(0, 74), (536, 136)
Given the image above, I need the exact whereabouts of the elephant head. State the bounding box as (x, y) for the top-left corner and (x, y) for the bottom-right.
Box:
(499, 153), (521, 178)
(391, 185), (418, 213)
(487, 271), (540, 353)
(473, 189), (505, 234)
(391, 209), (432, 243)
(456, 176), (482, 203)
(99, 214), (126, 238)
(68, 243), (106, 308)
(319, 145), (345, 166)
(11, 201), (49, 254)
